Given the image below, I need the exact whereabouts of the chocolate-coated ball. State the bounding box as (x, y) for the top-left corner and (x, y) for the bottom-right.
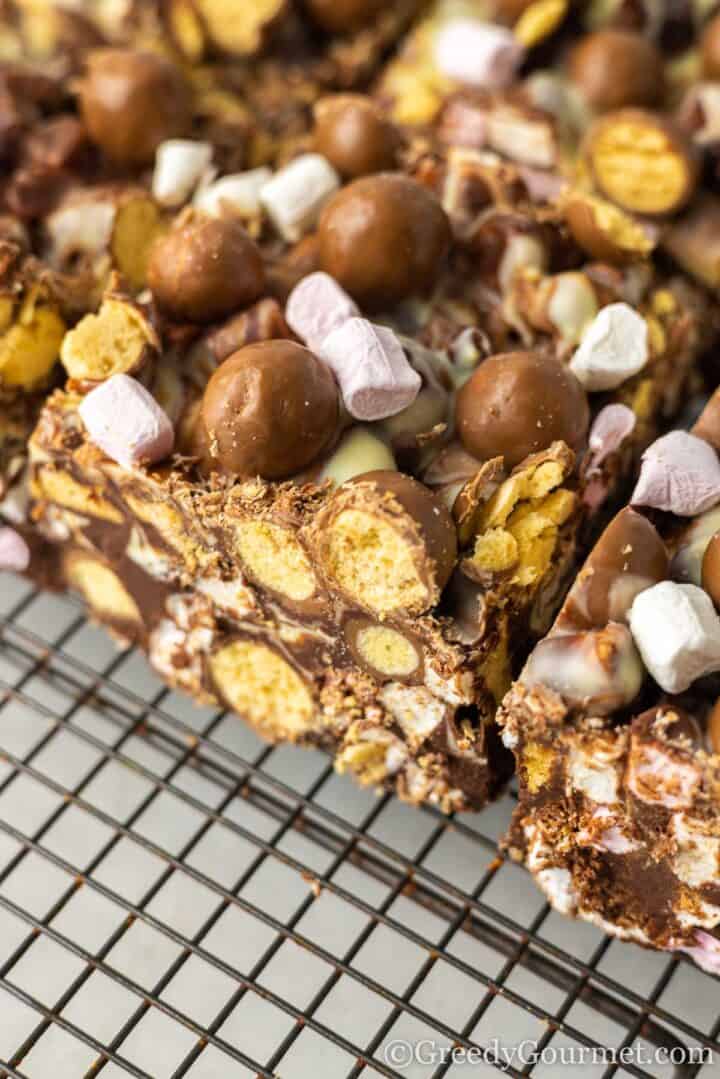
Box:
(702, 13), (720, 79)
(200, 341), (339, 479)
(455, 351), (589, 469)
(304, 0), (384, 33)
(702, 531), (720, 610)
(568, 30), (664, 112)
(351, 469), (458, 591)
(314, 95), (401, 179)
(570, 508), (668, 628)
(79, 49), (192, 166)
(148, 216), (265, 323)
(318, 174), (451, 310)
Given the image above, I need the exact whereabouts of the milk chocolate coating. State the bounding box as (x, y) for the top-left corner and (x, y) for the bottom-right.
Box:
(147, 217), (265, 324)
(702, 13), (720, 80)
(692, 387), (720, 453)
(350, 470), (458, 593)
(200, 341), (339, 479)
(455, 352), (589, 469)
(708, 696), (720, 753)
(79, 49), (192, 166)
(586, 109), (698, 216)
(567, 507), (669, 629)
(314, 95), (401, 179)
(702, 532), (720, 610)
(568, 30), (664, 112)
(318, 174), (451, 310)
(563, 195), (649, 265)
(304, 0), (384, 33)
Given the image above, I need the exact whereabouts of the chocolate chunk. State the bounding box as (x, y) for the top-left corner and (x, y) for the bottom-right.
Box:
(568, 30), (664, 112)
(304, 0), (384, 32)
(701, 532), (720, 610)
(455, 351), (589, 470)
(311, 469), (457, 618)
(585, 109), (699, 216)
(148, 216), (265, 324)
(78, 49), (193, 167)
(318, 174), (451, 309)
(200, 340), (339, 479)
(565, 507), (668, 629)
(313, 95), (401, 179)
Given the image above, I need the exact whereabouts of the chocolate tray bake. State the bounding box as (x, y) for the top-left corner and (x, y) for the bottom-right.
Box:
(3, 0), (720, 978)
(25, 125), (717, 813)
(499, 389), (720, 976)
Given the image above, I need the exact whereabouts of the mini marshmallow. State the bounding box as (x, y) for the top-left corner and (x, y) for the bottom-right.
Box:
(319, 318), (421, 422)
(152, 139), (213, 207)
(586, 403), (636, 468)
(286, 272), (359, 354)
(675, 931), (720, 975)
(631, 430), (720, 516)
(517, 165), (568, 203)
(0, 527), (30, 572)
(46, 201), (116, 263)
(434, 19), (524, 89)
(570, 303), (648, 391)
(628, 581), (720, 693)
(194, 167), (273, 219)
(260, 154), (340, 243)
(79, 374), (174, 469)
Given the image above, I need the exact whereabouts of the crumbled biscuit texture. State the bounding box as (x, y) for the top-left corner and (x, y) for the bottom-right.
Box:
(209, 639), (316, 740)
(522, 739), (555, 793)
(588, 117), (695, 215)
(63, 551), (142, 627)
(336, 724), (398, 787)
(233, 519), (318, 602)
(0, 287), (65, 391)
(514, 0), (567, 47)
(32, 466), (124, 523)
(121, 491), (213, 574)
(61, 295), (158, 382)
(468, 444), (576, 587)
(110, 196), (167, 292)
(354, 624), (420, 678)
(323, 507), (429, 617)
(188, 0), (287, 56)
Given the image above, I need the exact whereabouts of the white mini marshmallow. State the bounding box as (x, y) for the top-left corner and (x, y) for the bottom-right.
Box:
(0, 527), (30, 572)
(152, 139), (213, 207)
(586, 403), (636, 468)
(435, 19), (524, 89)
(194, 167), (273, 218)
(260, 154), (340, 243)
(79, 374), (174, 469)
(286, 272), (360, 354)
(569, 303), (648, 391)
(628, 581), (720, 693)
(631, 430), (720, 516)
(319, 318), (421, 421)
(46, 201), (116, 263)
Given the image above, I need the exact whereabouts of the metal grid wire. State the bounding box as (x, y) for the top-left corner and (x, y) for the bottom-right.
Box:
(0, 573), (716, 1079)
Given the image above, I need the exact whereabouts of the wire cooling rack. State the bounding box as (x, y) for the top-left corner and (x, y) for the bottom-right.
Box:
(0, 573), (716, 1079)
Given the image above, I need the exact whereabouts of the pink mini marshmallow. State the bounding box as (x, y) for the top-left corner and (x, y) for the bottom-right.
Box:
(286, 272), (359, 353)
(79, 374), (174, 469)
(319, 318), (421, 421)
(0, 527), (30, 572)
(518, 166), (568, 204)
(631, 430), (720, 516)
(674, 931), (720, 975)
(586, 404), (636, 470)
(435, 19), (524, 90)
